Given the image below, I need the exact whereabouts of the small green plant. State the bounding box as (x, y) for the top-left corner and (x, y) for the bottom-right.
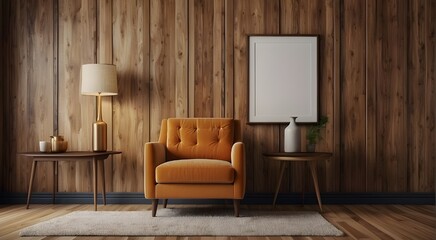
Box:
(306, 116), (328, 144)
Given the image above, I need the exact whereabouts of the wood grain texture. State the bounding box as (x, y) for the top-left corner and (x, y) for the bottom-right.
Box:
(175, 0), (188, 117)
(340, 0), (367, 192)
(5, 0), (55, 193)
(0, 0), (8, 192)
(190, 0), (225, 117)
(149, 0), (177, 141)
(1, 0), (435, 195)
(112, 0), (148, 192)
(365, 0), (380, 192)
(423, 0), (436, 192)
(224, 0), (234, 118)
(369, 0), (408, 192)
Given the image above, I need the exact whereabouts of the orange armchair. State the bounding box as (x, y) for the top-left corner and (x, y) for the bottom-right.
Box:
(144, 118), (246, 217)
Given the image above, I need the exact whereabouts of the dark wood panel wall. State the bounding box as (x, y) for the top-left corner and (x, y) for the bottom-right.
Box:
(1, 0), (434, 194)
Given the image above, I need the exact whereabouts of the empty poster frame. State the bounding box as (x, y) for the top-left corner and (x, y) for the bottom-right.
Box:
(248, 35), (318, 123)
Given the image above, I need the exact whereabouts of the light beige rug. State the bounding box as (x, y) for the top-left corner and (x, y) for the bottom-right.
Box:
(20, 208), (343, 236)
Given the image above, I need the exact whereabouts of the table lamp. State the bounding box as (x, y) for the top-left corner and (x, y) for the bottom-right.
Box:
(81, 64), (118, 152)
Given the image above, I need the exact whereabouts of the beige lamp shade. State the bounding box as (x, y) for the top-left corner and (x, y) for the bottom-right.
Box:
(81, 64), (118, 96)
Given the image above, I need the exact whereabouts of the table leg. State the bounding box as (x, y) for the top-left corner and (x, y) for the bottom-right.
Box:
(273, 161), (287, 207)
(100, 160), (106, 205)
(93, 158), (98, 211)
(26, 160), (38, 209)
(309, 161), (322, 212)
(52, 161), (56, 204)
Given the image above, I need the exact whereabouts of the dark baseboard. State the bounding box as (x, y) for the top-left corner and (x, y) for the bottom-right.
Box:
(0, 192), (434, 205)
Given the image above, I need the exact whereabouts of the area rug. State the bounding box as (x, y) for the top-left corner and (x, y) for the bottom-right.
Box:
(20, 208), (343, 236)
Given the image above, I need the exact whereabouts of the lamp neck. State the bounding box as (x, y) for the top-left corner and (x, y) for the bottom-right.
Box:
(96, 95), (103, 122)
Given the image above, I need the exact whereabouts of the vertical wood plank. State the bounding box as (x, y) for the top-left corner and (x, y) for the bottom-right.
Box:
(224, 0), (234, 118)
(6, 0), (55, 192)
(341, 0), (366, 192)
(188, 0), (195, 117)
(112, 0), (147, 192)
(0, 0), (8, 191)
(376, 0), (408, 192)
(190, 0), (225, 118)
(320, 0), (337, 192)
(213, 0), (225, 117)
(175, 0), (188, 117)
(423, 0), (436, 192)
(143, 0), (151, 142)
(150, 0), (177, 140)
(332, 0), (342, 193)
(366, 0), (381, 191)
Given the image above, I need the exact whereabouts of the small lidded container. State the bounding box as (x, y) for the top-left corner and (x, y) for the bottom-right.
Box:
(50, 136), (68, 152)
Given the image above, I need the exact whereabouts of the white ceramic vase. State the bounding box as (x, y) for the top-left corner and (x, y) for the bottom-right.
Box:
(284, 117), (301, 152)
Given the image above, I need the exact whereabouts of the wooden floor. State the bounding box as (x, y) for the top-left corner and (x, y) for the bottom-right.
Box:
(0, 204), (434, 239)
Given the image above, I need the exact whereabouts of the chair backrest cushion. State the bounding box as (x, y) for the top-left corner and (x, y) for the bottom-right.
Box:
(165, 118), (234, 161)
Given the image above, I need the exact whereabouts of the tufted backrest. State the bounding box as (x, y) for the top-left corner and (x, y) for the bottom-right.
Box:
(159, 118), (236, 161)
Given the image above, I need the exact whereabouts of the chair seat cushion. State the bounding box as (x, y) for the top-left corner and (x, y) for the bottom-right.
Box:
(156, 159), (235, 184)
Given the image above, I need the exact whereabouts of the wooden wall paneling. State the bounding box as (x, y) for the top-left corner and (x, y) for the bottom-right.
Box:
(2, 0), (435, 195)
(332, 0), (341, 193)
(315, 0), (336, 192)
(406, 0), (426, 192)
(27, 0), (55, 193)
(213, 0), (225, 117)
(365, 0), (382, 192)
(0, 0), (8, 191)
(376, 0), (408, 192)
(0, 1), (13, 192)
(406, 0), (436, 193)
(423, 0), (435, 192)
(340, 0), (367, 192)
(188, 0), (195, 117)
(8, 0), (55, 193)
(112, 0), (147, 192)
(150, 0), (177, 140)
(57, 0), (96, 192)
(191, 0), (221, 117)
(9, 0), (25, 192)
(279, 0), (299, 34)
(143, 0), (151, 145)
(224, 0), (234, 118)
(175, 0), (188, 117)
(97, 0), (114, 192)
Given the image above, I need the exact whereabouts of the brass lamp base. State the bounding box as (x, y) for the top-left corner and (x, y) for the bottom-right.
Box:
(92, 120), (107, 152)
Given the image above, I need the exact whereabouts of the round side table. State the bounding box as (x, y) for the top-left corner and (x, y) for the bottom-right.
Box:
(263, 152), (332, 212)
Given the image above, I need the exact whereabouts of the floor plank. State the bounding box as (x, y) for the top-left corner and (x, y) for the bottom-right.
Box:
(0, 204), (434, 239)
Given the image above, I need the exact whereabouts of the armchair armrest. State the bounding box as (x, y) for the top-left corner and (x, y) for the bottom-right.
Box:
(144, 142), (166, 199)
(231, 142), (245, 199)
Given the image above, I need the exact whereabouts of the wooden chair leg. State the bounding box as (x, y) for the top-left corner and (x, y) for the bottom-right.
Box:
(163, 199), (168, 208)
(233, 199), (240, 217)
(152, 199), (158, 217)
